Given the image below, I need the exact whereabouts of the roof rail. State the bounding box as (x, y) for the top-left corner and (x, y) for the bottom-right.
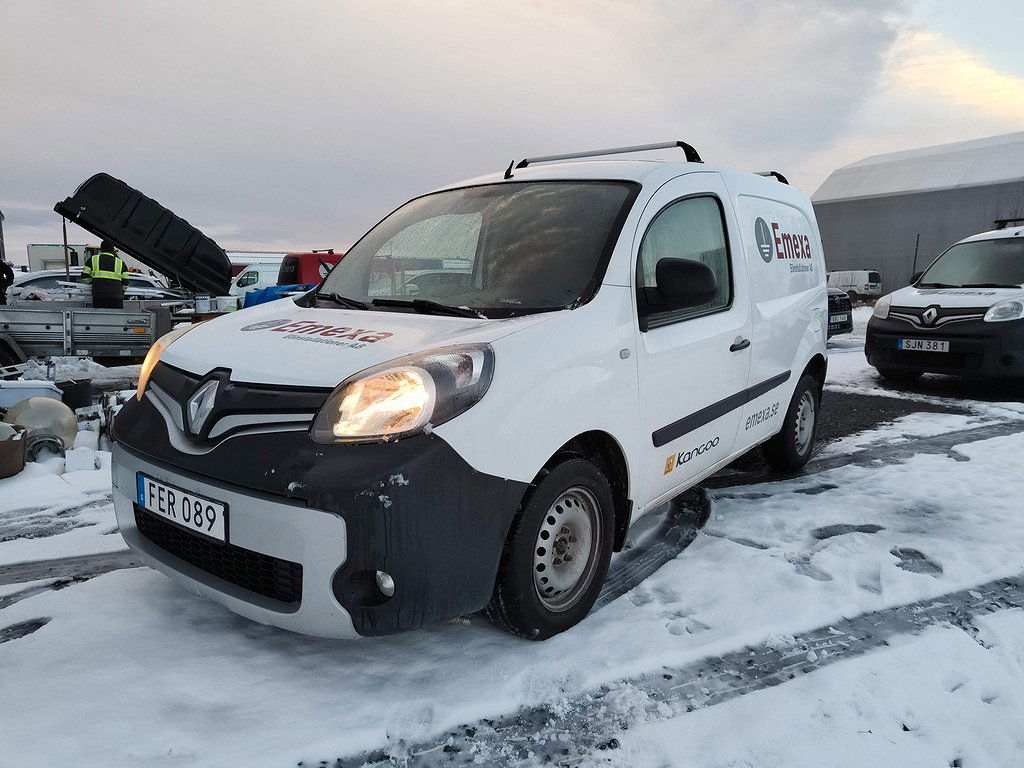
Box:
(756, 170), (789, 185)
(505, 141), (702, 179)
(994, 217), (1024, 230)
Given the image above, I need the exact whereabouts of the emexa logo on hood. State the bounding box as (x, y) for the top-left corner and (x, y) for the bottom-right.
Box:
(240, 317), (394, 348)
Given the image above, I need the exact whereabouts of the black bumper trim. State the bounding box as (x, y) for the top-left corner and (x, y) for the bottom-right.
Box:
(114, 392), (530, 636)
(652, 371), (791, 448)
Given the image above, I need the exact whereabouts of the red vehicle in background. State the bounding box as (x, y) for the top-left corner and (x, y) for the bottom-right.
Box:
(277, 249), (344, 286)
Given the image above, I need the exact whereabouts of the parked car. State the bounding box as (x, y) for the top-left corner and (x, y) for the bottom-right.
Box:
(8, 268), (180, 303)
(109, 141), (828, 640)
(229, 263), (282, 297)
(827, 288), (853, 337)
(866, 226), (1024, 382)
(828, 269), (882, 301)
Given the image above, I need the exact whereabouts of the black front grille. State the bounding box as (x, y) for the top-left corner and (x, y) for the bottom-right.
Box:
(134, 506), (303, 604)
(828, 294), (852, 313)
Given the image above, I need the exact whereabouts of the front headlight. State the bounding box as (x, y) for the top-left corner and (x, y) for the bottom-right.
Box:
(311, 344), (494, 444)
(984, 299), (1024, 323)
(136, 324), (196, 400)
(872, 294), (892, 319)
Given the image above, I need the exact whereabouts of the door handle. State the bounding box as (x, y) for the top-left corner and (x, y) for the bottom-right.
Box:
(730, 337), (750, 352)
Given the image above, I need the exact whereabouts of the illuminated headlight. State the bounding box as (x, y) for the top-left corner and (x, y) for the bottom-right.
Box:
(872, 294), (892, 320)
(311, 344), (494, 444)
(984, 299), (1024, 323)
(136, 325), (196, 400)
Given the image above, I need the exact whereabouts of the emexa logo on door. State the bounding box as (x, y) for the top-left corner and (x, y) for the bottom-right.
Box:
(754, 217), (813, 272)
(754, 218), (774, 263)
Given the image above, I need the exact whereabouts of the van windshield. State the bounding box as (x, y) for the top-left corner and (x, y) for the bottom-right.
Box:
(317, 181), (638, 317)
(919, 238), (1024, 288)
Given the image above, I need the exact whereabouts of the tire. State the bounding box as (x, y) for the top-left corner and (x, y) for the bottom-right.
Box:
(762, 373), (820, 472)
(486, 458), (615, 640)
(876, 368), (923, 384)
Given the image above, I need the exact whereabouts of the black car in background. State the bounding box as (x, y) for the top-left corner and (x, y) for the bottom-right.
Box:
(828, 288), (853, 337)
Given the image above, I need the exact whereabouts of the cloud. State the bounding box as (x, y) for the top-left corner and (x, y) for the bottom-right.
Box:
(1, 0), (912, 263)
(790, 27), (1024, 194)
(890, 31), (1024, 122)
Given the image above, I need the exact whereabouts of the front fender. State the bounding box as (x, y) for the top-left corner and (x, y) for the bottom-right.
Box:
(433, 287), (642, 489)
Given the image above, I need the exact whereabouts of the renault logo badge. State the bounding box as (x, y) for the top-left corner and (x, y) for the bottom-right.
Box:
(921, 306), (939, 326)
(187, 379), (219, 434)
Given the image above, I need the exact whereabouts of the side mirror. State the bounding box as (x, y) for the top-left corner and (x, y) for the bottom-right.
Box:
(655, 258), (718, 309)
(910, 271), (923, 285)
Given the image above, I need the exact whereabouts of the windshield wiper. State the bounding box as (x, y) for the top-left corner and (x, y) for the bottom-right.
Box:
(960, 283), (1022, 288)
(371, 297), (485, 319)
(917, 282), (958, 289)
(317, 292), (368, 310)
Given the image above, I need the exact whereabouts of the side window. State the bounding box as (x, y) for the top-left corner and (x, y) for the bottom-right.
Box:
(236, 271), (258, 287)
(637, 196), (732, 325)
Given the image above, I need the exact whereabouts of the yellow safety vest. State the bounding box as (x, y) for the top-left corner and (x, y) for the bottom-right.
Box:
(82, 252), (129, 284)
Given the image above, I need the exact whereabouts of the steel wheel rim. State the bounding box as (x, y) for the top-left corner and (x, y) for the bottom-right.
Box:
(794, 390), (816, 455)
(533, 486), (602, 612)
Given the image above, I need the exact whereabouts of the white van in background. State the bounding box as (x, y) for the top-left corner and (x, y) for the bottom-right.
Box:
(827, 269), (882, 301)
(867, 225), (1024, 383)
(229, 263), (282, 296)
(110, 141), (828, 641)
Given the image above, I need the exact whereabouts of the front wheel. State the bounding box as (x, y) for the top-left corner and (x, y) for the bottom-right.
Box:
(486, 458), (615, 640)
(762, 373), (820, 472)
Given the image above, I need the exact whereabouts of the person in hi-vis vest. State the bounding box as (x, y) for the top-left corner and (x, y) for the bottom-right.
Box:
(81, 239), (130, 309)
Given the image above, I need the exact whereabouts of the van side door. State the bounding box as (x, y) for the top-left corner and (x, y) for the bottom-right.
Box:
(632, 172), (752, 509)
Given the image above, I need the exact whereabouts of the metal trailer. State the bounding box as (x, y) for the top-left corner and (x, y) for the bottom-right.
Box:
(0, 301), (173, 365)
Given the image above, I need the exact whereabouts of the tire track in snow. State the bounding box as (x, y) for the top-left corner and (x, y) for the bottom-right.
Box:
(331, 575), (1024, 768)
(0, 550), (142, 589)
(706, 417), (1024, 489)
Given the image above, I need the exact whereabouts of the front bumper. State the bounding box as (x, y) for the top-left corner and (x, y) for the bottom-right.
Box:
(112, 380), (529, 637)
(866, 315), (1024, 379)
(112, 442), (358, 638)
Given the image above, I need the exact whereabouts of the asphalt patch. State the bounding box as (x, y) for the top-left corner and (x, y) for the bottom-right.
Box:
(721, 390), (966, 475)
(812, 523), (885, 540)
(0, 617), (49, 644)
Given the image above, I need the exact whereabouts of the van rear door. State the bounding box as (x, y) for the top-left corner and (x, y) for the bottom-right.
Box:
(632, 172), (752, 506)
(54, 173), (232, 295)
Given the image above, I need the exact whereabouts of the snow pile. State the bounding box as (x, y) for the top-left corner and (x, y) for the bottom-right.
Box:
(0, 450), (122, 565)
(19, 357), (106, 381)
(606, 611), (1024, 767)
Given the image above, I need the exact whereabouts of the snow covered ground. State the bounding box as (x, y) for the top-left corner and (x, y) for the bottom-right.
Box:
(2, 314), (1024, 767)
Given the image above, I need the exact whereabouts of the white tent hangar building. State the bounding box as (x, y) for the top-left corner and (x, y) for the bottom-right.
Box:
(812, 132), (1024, 291)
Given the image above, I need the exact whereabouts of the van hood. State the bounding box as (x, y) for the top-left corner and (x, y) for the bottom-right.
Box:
(161, 298), (552, 387)
(887, 284), (1024, 309)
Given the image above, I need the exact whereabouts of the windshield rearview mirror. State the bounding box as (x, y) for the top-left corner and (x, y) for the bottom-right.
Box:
(656, 258), (718, 309)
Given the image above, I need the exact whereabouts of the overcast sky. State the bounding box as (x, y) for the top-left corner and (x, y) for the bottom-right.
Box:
(2, 0), (1023, 265)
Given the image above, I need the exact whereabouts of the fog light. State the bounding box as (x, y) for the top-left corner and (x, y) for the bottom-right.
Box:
(375, 570), (395, 598)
